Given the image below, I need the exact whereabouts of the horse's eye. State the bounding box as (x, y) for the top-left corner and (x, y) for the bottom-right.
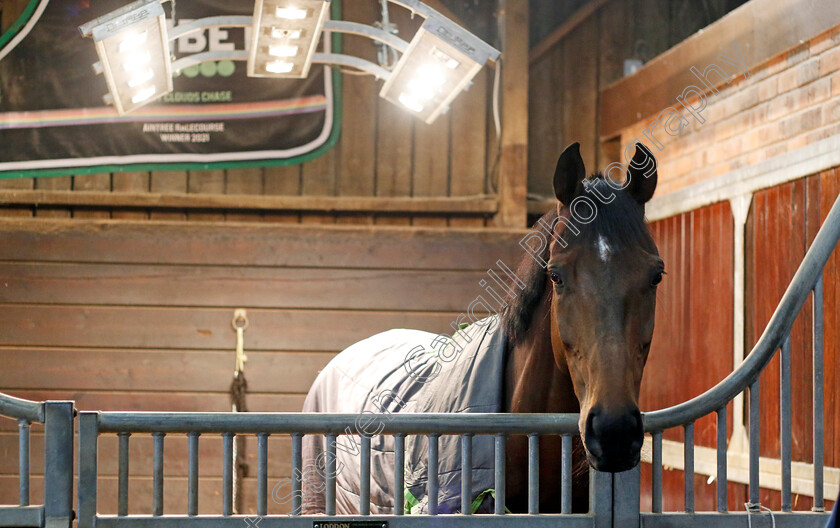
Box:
(651, 271), (665, 286)
(550, 272), (563, 286)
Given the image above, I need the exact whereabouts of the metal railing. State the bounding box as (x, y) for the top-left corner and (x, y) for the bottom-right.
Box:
(0, 393), (74, 528)
(635, 189), (840, 526)
(77, 411), (613, 527)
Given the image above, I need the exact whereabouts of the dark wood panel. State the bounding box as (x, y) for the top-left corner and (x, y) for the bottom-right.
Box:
(0, 263), (490, 312)
(0, 305), (459, 351)
(0, 219), (525, 270)
(0, 349), (334, 393)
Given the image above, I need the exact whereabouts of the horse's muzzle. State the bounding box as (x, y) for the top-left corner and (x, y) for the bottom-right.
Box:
(583, 405), (644, 473)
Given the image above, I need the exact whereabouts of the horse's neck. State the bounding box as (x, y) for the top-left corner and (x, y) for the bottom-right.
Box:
(503, 291), (579, 414)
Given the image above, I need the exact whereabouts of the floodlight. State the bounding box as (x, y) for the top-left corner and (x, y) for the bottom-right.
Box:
(79, 0), (173, 114)
(379, 14), (497, 124)
(248, 0), (331, 78)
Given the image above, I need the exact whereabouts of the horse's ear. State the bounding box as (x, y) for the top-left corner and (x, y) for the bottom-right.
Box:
(626, 142), (658, 204)
(553, 142), (586, 206)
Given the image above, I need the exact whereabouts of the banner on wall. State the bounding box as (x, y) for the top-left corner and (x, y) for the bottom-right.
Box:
(0, 0), (338, 176)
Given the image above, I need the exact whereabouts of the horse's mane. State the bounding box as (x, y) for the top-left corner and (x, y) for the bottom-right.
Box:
(501, 175), (655, 346)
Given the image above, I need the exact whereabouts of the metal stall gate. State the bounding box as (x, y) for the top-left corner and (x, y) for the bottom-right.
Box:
(2, 194), (840, 528)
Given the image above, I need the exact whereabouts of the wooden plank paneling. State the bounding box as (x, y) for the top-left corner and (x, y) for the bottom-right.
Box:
(149, 171), (187, 221)
(111, 172), (149, 220)
(450, 70), (489, 228)
(225, 168), (264, 222)
(0, 219), (524, 270)
(0, 263), (489, 311)
(0, 305), (459, 351)
(263, 165), (301, 224)
(0, 349), (334, 393)
(187, 170), (225, 222)
(33, 176), (71, 218)
(72, 173), (111, 219)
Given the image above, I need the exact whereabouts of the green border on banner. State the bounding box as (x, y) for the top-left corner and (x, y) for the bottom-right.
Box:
(0, 0), (343, 179)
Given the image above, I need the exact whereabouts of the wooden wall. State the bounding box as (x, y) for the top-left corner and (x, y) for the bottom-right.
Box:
(637, 169), (840, 511)
(0, 219), (525, 514)
(0, 0), (496, 228)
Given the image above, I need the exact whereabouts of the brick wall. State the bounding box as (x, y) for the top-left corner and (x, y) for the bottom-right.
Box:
(620, 25), (840, 197)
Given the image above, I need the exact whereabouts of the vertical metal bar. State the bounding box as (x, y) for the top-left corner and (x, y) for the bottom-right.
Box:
(684, 422), (694, 513)
(44, 401), (74, 528)
(291, 433), (301, 516)
(590, 469), (613, 528)
(257, 433), (269, 516)
(325, 433), (337, 516)
(651, 432), (662, 513)
(780, 337), (792, 511)
(716, 407), (728, 513)
(749, 380), (760, 508)
(561, 435), (572, 514)
(188, 432), (199, 516)
(360, 435), (371, 515)
(118, 432), (130, 516)
(813, 274), (825, 511)
(494, 434), (506, 515)
(78, 412), (99, 528)
(428, 434), (439, 515)
(528, 434), (539, 514)
(153, 433), (164, 516)
(222, 433), (233, 516)
(461, 434), (472, 515)
(394, 434), (405, 515)
(18, 420), (30, 507)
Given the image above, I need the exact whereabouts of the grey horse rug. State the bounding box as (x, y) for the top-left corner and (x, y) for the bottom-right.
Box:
(301, 315), (505, 514)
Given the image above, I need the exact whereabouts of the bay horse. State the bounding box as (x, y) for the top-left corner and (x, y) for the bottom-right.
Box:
(300, 141), (663, 514)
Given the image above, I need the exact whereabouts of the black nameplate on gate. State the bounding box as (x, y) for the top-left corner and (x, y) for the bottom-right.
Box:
(313, 522), (386, 528)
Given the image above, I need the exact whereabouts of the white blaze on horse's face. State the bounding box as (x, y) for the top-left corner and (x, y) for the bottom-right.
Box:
(596, 235), (611, 263)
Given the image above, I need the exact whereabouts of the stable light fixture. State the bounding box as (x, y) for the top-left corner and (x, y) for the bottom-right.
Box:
(78, 0), (173, 114)
(248, 0), (331, 78)
(379, 14), (497, 124)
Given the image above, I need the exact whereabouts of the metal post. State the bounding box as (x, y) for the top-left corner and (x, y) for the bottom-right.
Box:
(153, 433), (164, 516)
(613, 465), (641, 528)
(684, 422), (694, 513)
(716, 407), (728, 513)
(18, 420), (29, 507)
(651, 432), (662, 513)
(494, 434), (506, 515)
(290, 433), (301, 516)
(461, 434), (472, 515)
(118, 432), (130, 516)
(428, 434), (439, 515)
(590, 470), (612, 528)
(325, 434), (337, 516)
(813, 275), (825, 511)
(748, 380), (760, 509)
(780, 337), (792, 511)
(78, 412), (99, 528)
(561, 435), (573, 514)
(394, 434), (405, 515)
(360, 435), (371, 515)
(44, 401), (74, 528)
(188, 432), (199, 516)
(257, 434), (268, 516)
(527, 433), (539, 514)
(223, 433), (233, 516)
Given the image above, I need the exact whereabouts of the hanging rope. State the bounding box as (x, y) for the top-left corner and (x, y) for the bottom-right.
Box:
(230, 309), (249, 514)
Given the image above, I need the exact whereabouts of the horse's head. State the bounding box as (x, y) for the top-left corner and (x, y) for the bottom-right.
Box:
(548, 142), (662, 473)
